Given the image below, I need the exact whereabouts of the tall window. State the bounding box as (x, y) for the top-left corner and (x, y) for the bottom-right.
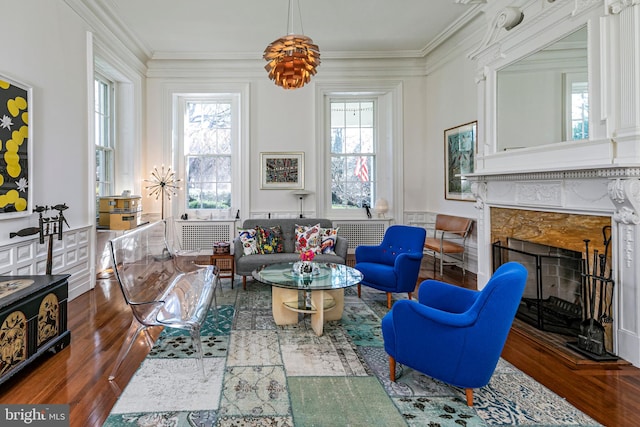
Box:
(570, 81), (589, 140)
(330, 99), (376, 210)
(94, 75), (114, 202)
(183, 99), (233, 211)
(564, 73), (589, 141)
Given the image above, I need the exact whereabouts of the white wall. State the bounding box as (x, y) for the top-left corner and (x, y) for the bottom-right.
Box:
(0, 1), (94, 296)
(145, 66), (429, 223)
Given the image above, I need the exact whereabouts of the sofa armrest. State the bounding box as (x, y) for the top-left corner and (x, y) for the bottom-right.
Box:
(334, 236), (348, 261)
(233, 237), (244, 263)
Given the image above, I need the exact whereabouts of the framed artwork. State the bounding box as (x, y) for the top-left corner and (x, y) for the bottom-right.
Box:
(0, 75), (32, 218)
(260, 152), (304, 190)
(444, 121), (476, 201)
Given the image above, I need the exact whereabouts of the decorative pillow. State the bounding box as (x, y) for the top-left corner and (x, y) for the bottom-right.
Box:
(237, 228), (258, 255)
(295, 223), (321, 254)
(256, 226), (284, 254)
(319, 227), (340, 255)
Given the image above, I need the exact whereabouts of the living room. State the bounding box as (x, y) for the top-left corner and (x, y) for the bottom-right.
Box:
(1, 0), (640, 425)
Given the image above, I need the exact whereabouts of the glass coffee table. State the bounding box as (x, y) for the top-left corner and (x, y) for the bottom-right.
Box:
(252, 262), (363, 336)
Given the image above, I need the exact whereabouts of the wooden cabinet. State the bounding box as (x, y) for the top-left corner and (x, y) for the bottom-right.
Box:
(0, 275), (70, 385)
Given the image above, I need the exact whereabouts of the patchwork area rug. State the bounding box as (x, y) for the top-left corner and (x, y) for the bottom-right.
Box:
(103, 280), (601, 427)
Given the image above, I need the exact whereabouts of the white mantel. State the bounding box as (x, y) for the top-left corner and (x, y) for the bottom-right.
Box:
(468, 0), (640, 366)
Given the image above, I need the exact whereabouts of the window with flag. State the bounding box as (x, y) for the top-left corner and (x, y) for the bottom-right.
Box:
(329, 99), (375, 210)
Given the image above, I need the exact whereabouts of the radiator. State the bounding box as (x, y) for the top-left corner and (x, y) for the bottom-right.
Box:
(176, 220), (236, 252)
(333, 220), (389, 252)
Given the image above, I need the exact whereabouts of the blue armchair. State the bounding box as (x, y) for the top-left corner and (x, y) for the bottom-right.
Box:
(381, 262), (527, 406)
(355, 225), (426, 308)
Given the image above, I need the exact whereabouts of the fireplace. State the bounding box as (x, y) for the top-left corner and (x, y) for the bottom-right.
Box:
(469, 169), (640, 366)
(493, 238), (583, 337)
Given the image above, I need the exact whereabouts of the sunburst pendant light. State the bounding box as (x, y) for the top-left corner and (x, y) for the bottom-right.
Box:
(263, 0), (320, 89)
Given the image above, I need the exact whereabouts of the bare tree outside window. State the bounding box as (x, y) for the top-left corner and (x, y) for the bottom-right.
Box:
(184, 101), (232, 210)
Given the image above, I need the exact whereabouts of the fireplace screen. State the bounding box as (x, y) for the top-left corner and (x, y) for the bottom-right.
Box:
(493, 238), (583, 336)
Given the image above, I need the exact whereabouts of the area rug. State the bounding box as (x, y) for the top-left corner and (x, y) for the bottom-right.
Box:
(103, 280), (601, 427)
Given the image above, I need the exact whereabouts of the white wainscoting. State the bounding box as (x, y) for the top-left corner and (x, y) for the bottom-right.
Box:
(0, 225), (92, 301)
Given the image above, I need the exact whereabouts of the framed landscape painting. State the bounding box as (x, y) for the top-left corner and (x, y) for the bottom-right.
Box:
(444, 121), (476, 201)
(0, 75), (32, 218)
(260, 152), (304, 190)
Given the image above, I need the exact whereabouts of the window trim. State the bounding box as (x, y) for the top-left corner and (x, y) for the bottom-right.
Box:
(94, 73), (115, 201)
(315, 81), (403, 220)
(174, 93), (241, 219)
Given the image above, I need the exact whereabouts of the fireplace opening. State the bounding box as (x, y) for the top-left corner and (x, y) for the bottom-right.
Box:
(493, 238), (583, 337)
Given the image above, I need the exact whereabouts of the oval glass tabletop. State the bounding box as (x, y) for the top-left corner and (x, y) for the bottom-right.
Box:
(252, 262), (363, 290)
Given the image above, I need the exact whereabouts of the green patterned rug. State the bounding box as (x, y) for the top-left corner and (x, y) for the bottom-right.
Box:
(103, 280), (601, 427)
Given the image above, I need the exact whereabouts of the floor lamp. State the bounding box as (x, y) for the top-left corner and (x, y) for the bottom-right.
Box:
(145, 165), (181, 220)
(291, 190), (312, 218)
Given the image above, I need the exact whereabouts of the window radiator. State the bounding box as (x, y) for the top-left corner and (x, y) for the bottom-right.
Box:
(176, 221), (236, 252)
(332, 221), (389, 252)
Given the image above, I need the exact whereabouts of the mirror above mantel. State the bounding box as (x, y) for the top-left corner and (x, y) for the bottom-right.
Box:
(496, 26), (588, 152)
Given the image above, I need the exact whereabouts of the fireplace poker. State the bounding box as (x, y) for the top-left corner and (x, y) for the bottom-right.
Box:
(598, 253), (606, 320)
(583, 239), (590, 319)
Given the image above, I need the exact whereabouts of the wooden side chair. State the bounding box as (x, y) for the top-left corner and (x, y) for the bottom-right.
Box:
(423, 214), (473, 276)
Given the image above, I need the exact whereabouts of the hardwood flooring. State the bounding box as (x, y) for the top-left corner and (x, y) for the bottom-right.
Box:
(0, 258), (639, 427)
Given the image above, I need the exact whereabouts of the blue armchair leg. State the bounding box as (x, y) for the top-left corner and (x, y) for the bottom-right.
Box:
(466, 388), (473, 406)
(389, 356), (396, 381)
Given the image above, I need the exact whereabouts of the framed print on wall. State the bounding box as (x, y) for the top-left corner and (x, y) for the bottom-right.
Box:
(444, 121), (476, 201)
(0, 74), (32, 218)
(260, 152), (304, 190)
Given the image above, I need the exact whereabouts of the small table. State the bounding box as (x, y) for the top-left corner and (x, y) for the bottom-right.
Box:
(210, 253), (235, 288)
(252, 262), (363, 336)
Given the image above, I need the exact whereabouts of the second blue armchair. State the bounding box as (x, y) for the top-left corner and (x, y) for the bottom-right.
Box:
(381, 262), (527, 406)
(355, 224), (426, 308)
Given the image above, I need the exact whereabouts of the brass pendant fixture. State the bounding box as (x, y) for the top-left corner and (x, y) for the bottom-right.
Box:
(263, 0), (320, 89)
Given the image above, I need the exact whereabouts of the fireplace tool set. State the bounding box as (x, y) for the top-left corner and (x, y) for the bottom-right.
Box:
(9, 203), (69, 275)
(567, 226), (618, 360)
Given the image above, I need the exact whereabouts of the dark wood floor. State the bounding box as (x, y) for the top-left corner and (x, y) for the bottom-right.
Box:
(1, 259), (639, 427)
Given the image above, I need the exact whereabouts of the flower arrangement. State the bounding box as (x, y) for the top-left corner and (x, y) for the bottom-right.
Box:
(300, 250), (315, 262)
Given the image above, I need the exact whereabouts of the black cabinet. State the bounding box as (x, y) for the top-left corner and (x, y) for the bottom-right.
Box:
(0, 275), (71, 385)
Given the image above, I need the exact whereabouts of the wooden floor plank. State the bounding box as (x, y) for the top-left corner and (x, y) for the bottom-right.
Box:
(0, 258), (638, 426)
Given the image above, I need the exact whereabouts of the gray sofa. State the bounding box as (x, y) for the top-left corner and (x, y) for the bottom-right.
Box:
(234, 218), (348, 289)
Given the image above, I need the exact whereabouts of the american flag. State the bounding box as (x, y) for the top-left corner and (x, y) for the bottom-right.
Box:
(354, 156), (369, 182)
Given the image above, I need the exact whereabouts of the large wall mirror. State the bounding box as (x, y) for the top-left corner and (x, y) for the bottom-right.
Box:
(496, 26), (588, 151)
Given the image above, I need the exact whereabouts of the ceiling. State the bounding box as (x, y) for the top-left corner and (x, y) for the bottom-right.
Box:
(88, 0), (479, 60)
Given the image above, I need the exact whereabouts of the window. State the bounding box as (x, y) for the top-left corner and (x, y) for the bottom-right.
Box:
(329, 99), (376, 210)
(564, 72), (589, 141)
(317, 82), (402, 219)
(94, 75), (114, 202)
(178, 96), (238, 215)
(570, 81), (589, 140)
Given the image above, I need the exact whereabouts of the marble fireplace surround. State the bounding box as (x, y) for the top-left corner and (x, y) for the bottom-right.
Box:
(470, 167), (640, 368)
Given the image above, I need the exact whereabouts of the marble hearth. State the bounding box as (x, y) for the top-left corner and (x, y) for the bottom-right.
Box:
(470, 168), (640, 368)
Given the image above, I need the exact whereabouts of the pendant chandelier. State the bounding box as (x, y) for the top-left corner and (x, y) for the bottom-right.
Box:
(263, 0), (320, 90)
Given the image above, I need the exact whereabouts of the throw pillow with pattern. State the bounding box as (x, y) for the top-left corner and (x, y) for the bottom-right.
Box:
(319, 227), (340, 255)
(237, 228), (258, 255)
(256, 225), (284, 254)
(295, 223), (321, 253)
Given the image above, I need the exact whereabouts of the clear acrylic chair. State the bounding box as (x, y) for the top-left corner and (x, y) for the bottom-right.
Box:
(107, 220), (217, 383)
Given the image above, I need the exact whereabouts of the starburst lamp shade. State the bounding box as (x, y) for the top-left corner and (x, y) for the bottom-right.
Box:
(263, 34), (320, 89)
(144, 165), (181, 220)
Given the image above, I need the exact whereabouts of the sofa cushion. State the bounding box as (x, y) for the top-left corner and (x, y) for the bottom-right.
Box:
(256, 225), (284, 254)
(238, 228), (258, 255)
(295, 223), (321, 253)
(319, 227), (339, 255)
